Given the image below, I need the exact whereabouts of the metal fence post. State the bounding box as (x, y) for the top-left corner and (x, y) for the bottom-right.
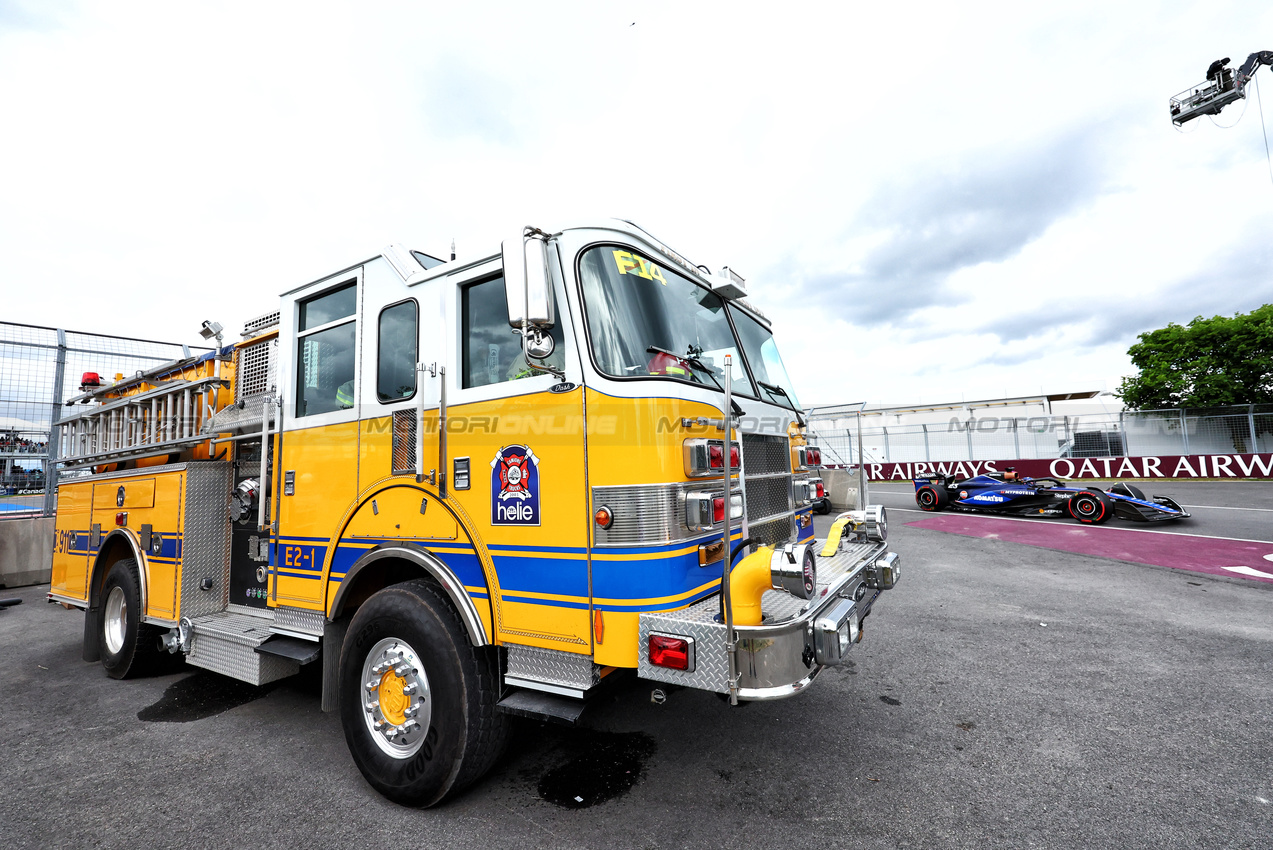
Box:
(1012, 418), (1020, 458)
(922, 424), (930, 461)
(1249, 404), (1257, 454)
(965, 418), (974, 462)
(1180, 409), (1190, 455)
(1119, 411), (1130, 456)
(42, 328), (68, 516)
(882, 426), (890, 462)
(856, 410), (869, 507)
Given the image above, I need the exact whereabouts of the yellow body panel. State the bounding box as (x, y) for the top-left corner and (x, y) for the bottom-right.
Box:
(51, 482), (91, 600)
(52, 468), (187, 622)
(274, 421), (359, 609)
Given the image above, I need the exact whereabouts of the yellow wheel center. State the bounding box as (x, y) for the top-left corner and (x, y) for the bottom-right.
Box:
(378, 670), (410, 725)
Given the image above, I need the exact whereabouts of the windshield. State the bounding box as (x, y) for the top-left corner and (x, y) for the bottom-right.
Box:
(729, 306), (802, 411)
(579, 245), (754, 397)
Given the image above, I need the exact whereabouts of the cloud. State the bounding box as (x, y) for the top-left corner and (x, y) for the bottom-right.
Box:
(977, 222), (1273, 354)
(788, 129), (1119, 325)
(0, 0), (67, 30)
(418, 57), (525, 147)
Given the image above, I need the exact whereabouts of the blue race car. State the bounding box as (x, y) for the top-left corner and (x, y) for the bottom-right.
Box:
(913, 469), (1190, 524)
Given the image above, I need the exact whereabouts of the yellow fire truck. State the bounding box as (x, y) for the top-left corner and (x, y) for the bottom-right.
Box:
(47, 220), (899, 806)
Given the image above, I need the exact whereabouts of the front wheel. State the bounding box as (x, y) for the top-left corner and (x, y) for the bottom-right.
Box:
(98, 558), (162, 679)
(1068, 490), (1113, 524)
(339, 580), (509, 807)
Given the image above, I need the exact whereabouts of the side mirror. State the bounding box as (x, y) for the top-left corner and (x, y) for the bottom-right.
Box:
(501, 228), (554, 330)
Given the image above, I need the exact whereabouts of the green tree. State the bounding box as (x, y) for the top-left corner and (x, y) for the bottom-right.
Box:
(1116, 305), (1273, 409)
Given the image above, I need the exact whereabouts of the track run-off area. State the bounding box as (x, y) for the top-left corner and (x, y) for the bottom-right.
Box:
(868, 480), (1273, 585)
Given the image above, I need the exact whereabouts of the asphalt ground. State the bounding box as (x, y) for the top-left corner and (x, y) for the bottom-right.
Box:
(1, 481), (1270, 849)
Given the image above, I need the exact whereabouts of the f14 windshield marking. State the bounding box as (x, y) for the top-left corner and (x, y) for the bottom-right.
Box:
(612, 250), (668, 285)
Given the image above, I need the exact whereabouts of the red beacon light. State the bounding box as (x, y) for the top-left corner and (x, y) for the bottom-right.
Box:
(80, 372), (101, 390)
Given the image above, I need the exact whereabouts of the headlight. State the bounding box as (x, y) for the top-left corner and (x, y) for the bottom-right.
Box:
(813, 597), (858, 665)
(865, 551), (900, 589)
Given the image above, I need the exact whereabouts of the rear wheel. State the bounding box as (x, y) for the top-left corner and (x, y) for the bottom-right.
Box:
(916, 485), (949, 512)
(98, 558), (162, 679)
(1068, 490), (1113, 524)
(339, 580), (509, 807)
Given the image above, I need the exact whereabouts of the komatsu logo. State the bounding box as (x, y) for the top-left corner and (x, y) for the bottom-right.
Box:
(972, 494), (1006, 503)
(491, 445), (541, 526)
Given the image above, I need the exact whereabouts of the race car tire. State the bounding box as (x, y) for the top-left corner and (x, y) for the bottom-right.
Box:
(916, 485), (949, 512)
(1068, 490), (1114, 524)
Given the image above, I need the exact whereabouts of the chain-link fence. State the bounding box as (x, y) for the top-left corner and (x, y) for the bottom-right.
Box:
(1, 322), (204, 517)
(808, 405), (1273, 466)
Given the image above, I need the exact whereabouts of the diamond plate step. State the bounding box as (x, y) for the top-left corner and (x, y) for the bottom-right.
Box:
(496, 689), (590, 726)
(187, 610), (298, 686)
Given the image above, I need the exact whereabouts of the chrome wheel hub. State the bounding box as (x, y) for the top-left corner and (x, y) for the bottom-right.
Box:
(103, 586), (127, 655)
(360, 637), (431, 759)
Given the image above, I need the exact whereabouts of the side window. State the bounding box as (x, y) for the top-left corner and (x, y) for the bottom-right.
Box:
(296, 281), (357, 417)
(377, 300), (417, 402)
(461, 276), (564, 389)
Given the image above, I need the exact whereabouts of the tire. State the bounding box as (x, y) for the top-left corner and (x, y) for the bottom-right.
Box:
(1068, 490), (1113, 524)
(339, 579), (510, 807)
(916, 485), (949, 512)
(98, 558), (162, 679)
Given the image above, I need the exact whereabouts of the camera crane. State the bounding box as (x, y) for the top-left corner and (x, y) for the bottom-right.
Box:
(1170, 50), (1273, 126)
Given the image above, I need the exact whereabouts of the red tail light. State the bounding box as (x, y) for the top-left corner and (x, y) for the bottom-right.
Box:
(708, 443), (723, 469)
(713, 497), (725, 523)
(649, 634), (692, 670)
(816, 482), (825, 498)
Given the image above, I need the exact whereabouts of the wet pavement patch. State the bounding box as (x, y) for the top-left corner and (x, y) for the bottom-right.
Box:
(537, 730), (656, 809)
(138, 672), (276, 723)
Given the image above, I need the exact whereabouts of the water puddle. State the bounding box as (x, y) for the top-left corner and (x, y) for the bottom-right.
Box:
(537, 730), (656, 809)
(138, 672), (276, 723)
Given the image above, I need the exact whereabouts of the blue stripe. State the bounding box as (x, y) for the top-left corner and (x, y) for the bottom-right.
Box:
(493, 554), (589, 597)
(487, 542), (588, 555)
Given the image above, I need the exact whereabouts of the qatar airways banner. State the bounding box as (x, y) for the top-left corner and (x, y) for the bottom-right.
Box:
(865, 453), (1273, 481)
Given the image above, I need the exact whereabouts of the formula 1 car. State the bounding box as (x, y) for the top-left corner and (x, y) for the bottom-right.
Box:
(913, 469), (1190, 524)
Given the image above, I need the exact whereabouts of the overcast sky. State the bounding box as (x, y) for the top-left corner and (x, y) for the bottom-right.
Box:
(2, 0), (1271, 408)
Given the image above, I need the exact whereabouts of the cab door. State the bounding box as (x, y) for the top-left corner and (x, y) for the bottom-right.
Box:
(441, 254), (592, 653)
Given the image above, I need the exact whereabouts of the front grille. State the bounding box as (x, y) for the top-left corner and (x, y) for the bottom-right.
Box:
(742, 433), (793, 540)
(750, 516), (794, 549)
(742, 433), (789, 476)
(745, 475), (791, 522)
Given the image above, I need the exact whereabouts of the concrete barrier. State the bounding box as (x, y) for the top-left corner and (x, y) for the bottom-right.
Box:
(0, 516), (53, 588)
(822, 469), (860, 511)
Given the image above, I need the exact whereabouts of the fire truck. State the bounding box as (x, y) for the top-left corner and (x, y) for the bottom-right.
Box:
(47, 220), (900, 806)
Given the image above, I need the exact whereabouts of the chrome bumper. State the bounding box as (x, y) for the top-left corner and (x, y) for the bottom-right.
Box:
(637, 539), (899, 700)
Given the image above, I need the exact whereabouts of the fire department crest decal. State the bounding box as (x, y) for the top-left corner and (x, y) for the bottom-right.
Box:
(491, 445), (541, 526)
